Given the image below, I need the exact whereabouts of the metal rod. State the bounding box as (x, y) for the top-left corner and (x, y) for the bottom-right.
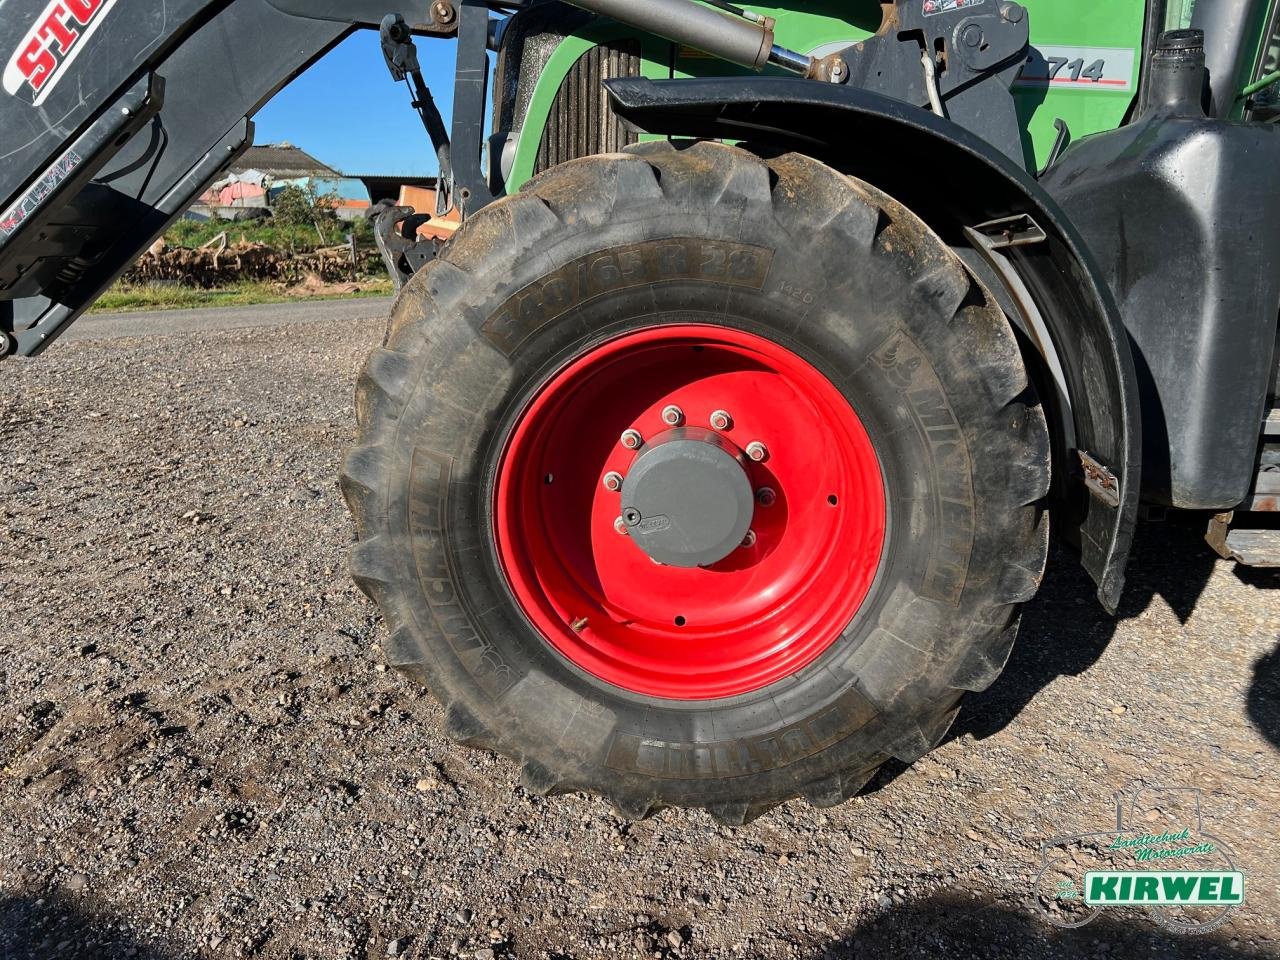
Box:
(766, 44), (812, 75)
(1241, 68), (1280, 98)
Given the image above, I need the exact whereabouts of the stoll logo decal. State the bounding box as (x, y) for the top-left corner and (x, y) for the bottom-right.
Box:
(1032, 785), (1245, 934)
(3, 0), (121, 107)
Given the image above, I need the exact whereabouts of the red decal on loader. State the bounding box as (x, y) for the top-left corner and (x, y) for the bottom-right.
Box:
(3, 0), (118, 106)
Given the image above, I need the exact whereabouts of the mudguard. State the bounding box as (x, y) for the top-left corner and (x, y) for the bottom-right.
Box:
(605, 76), (1141, 610)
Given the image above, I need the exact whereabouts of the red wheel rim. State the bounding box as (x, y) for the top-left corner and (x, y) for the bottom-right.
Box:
(493, 324), (886, 700)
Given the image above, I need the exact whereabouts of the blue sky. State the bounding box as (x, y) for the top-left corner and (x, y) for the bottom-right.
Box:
(253, 31), (462, 177)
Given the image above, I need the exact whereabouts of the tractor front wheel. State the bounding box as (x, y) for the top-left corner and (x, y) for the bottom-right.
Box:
(341, 141), (1050, 822)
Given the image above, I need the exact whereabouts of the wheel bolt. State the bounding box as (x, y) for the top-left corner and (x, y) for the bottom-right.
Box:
(755, 487), (776, 507)
(614, 516), (628, 535)
(661, 404), (684, 426)
(745, 441), (768, 462)
(603, 471), (623, 492)
(709, 409), (733, 431)
(620, 429), (643, 449)
(741, 530), (757, 548)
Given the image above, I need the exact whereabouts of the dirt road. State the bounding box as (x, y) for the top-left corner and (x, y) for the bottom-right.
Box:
(69, 297), (395, 343)
(1, 306), (1277, 959)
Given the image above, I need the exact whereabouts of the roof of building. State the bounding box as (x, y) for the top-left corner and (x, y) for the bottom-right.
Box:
(347, 174), (439, 187)
(351, 174), (440, 204)
(228, 143), (341, 179)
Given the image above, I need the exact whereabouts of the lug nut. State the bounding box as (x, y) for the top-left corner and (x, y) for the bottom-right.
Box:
(741, 530), (757, 548)
(756, 487), (776, 507)
(603, 471), (623, 492)
(661, 405), (684, 426)
(620, 429), (643, 449)
(745, 441), (768, 462)
(614, 516), (627, 535)
(709, 410), (733, 431)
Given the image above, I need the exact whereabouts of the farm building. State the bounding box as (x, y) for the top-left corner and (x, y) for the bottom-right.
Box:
(200, 143), (369, 213)
(194, 143), (456, 237)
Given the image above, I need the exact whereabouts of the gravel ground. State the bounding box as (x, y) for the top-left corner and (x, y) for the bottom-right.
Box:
(1, 310), (1278, 960)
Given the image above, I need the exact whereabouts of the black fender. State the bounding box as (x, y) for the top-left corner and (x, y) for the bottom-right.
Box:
(605, 76), (1140, 611)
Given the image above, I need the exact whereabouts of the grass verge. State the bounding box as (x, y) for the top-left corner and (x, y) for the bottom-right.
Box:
(91, 279), (394, 313)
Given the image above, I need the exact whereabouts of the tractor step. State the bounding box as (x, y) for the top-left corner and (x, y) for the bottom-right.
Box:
(1206, 511), (1280, 566)
(1264, 406), (1280, 438)
(1241, 404), (1280, 512)
(1220, 529), (1280, 566)
(1239, 465), (1280, 512)
(1205, 403), (1280, 565)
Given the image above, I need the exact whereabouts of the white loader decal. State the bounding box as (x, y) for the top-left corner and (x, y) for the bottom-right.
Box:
(3, 0), (121, 107)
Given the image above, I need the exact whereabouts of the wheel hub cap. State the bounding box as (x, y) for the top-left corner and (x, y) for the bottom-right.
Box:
(620, 428), (755, 569)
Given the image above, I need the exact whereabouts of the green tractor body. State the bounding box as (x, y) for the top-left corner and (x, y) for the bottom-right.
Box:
(503, 0), (1152, 188)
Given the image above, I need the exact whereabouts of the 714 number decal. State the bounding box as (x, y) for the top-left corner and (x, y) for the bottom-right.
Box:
(1015, 45), (1136, 93)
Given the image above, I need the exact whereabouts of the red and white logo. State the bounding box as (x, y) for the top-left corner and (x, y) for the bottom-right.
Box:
(3, 0), (120, 107)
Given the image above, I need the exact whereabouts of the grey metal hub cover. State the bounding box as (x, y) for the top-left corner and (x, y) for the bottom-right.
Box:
(619, 428), (755, 568)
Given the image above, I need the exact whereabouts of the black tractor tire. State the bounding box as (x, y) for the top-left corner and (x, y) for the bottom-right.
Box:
(341, 141), (1050, 823)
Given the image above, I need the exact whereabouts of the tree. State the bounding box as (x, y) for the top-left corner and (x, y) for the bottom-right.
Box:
(272, 182), (339, 242)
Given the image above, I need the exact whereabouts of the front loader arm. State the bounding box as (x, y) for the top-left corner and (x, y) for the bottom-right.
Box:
(0, 0), (471, 358)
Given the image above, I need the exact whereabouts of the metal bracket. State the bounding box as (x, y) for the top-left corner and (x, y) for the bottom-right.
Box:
(972, 212), (1047, 248)
(1034, 117), (1071, 179)
(1078, 450), (1121, 508)
(370, 202), (439, 291)
(961, 223), (1072, 435)
(447, 0), (498, 217)
(833, 0), (1030, 161)
(1206, 510), (1234, 559)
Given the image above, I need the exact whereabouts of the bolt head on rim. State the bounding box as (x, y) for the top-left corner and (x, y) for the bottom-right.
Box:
(493, 324), (886, 700)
